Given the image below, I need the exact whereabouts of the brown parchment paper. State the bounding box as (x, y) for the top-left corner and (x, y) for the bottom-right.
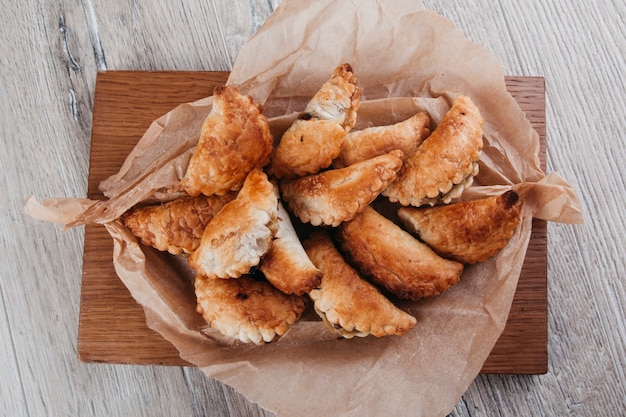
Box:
(25, 0), (584, 416)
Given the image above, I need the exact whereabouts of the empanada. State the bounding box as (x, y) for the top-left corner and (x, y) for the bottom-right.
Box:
(188, 169), (278, 278)
(122, 193), (236, 255)
(333, 110), (430, 168)
(383, 95), (484, 207)
(303, 231), (416, 338)
(338, 206), (464, 300)
(280, 150), (404, 227)
(195, 273), (306, 345)
(269, 63), (360, 179)
(259, 195), (323, 295)
(398, 190), (522, 264)
(180, 85), (273, 197)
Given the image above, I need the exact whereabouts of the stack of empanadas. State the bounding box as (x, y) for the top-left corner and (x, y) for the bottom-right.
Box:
(119, 64), (523, 346)
(383, 95), (484, 207)
(304, 231), (417, 338)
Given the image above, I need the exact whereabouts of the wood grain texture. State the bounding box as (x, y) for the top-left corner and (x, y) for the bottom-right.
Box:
(3, 1), (625, 416)
(78, 71), (548, 374)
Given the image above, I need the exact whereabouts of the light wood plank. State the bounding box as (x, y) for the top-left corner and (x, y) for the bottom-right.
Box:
(2, 1), (97, 416)
(2, 2), (200, 417)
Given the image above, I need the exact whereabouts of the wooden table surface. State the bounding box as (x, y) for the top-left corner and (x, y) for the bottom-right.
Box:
(3, 1), (624, 416)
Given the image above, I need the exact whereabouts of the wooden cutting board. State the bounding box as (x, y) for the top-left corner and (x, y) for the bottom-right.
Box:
(79, 71), (547, 374)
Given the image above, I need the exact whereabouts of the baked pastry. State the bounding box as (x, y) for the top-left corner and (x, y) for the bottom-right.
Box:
(333, 110), (430, 168)
(195, 273), (306, 345)
(338, 206), (464, 300)
(122, 192), (236, 255)
(280, 150), (404, 227)
(269, 63), (360, 179)
(188, 169), (278, 278)
(398, 190), (522, 264)
(180, 85), (273, 197)
(303, 231), (416, 338)
(259, 194), (323, 295)
(383, 95), (484, 207)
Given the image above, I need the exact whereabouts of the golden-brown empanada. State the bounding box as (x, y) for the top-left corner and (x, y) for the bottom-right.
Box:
(338, 206), (464, 300)
(122, 193), (236, 255)
(188, 169), (278, 278)
(269, 63), (360, 179)
(398, 190), (522, 264)
(333, 110), (430, 168)
(259, 195), (323, 295)
(180, 85), (273, 197)
(383, 95), (484, 207)
(303, 231), (416, 338)
(195, 273), (306, 345)
(280, 150), (404, 227)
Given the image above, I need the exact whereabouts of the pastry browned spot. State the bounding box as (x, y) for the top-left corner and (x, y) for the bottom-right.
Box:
(338, 206), (464, 300)
(195, 273), (306, 345)
(121, 192), (236, 255)
(269, 63), (360, 179)
(180, 85), (273, 197)
(398, 190), (522, 264)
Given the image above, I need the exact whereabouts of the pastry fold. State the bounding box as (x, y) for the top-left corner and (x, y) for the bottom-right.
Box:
(280, 150), (404, 227)
(195, 274), (306, 345)
(259, 196), (323, 295)
(334, 110), (430, 168)
(180, 85), (273, 197)
(122, 193), (236, 255)
(398, 190), (522, 264)
(303, 231), (416, 338)
(338, 206), (464, 300)
(383, 95), (484, 207)
(269, 63), (360, 179)
(188, 169), (278, 278)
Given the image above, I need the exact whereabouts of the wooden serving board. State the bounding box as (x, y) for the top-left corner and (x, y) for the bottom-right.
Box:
(79, 71), (547, 374)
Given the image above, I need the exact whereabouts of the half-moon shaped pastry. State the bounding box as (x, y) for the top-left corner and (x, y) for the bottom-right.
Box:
(383, 95), (484, 207)
(188, 169), (278, 279)
(333, 110), (430, 168)
(338, 206), (464, 300)
(259, 195), (323, 295)
(398, 190), (522, 264)
(195, 273), (306, 345)
(269, 63), (360, 179)
(122, 192), (236, 255)
(180, 85), (273, 197)
(303, 231), (416, 338)
(280, 150), (404, 227)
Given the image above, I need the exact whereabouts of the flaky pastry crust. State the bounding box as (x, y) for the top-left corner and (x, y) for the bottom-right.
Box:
(195, 274), (306, 345)
(383, 95), (484, 207)
(269, 63), (361, 179)
(303, 231), (416, 338)
(122, 193), (236, 255)
(334, 110), (431, 168)
(188, 169), (278, 278)
(259, 196), (322, 295)
(398, 190), (522, 264)
(280, 150), (404, 227)
(180, 85), (273, 197)
(338, 206), (464, 300)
